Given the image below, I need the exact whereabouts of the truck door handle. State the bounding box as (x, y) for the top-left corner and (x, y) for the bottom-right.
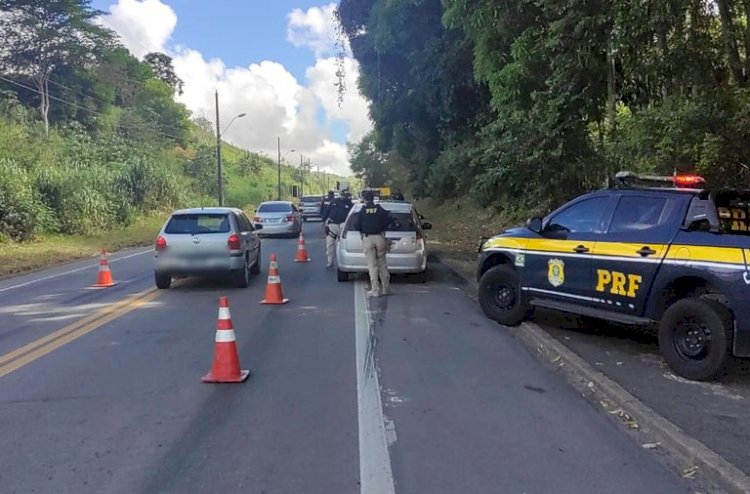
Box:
(573, 245), (589, 254)
(637, 246), (656, 257)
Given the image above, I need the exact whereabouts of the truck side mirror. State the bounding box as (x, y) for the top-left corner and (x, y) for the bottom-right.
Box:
(527, 217), (543, 233)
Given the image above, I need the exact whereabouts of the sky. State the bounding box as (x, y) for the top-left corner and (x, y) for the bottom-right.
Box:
(91, 0), (372, 175)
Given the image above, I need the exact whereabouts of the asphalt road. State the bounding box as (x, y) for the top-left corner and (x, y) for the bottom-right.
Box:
(535, 309), (750, 478)
(0, 222), (692, 494)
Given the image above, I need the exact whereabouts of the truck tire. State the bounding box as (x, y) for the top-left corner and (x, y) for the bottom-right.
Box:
(337, 269), (349, 282)
(479, 264), (528, 326)
(658, 298), (733, 381)
(155, 271), (171, 289)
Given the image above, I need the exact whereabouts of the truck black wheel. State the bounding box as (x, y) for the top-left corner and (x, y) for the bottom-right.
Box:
(658, 298), (733, 381)
(479, 264), (527, 326)
(337, 269), (349, 282)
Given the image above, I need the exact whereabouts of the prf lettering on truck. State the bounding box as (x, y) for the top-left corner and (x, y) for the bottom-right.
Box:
(595, 269), (642, 298)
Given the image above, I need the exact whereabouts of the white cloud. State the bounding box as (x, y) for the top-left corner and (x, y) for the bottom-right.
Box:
(286, 3), (342, 58)
(98, 0), (371, 175)
(97, 0), (176, 58)
(307, 57), (371, 143)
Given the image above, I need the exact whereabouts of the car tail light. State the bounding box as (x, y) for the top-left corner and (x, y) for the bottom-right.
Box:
(674, 174), (706, 187)
(286, 215), (295, 222)
(155, 235), (167, 251)
(227, 234), (241, 250)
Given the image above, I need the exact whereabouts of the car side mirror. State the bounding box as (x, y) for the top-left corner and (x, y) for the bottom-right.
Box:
(526, 217), (543, 233)
(255, 224), (263, 230)
(422, 222), (432, 230)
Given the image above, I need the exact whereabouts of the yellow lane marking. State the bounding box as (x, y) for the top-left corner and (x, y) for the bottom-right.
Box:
(0, 288), (160, 379)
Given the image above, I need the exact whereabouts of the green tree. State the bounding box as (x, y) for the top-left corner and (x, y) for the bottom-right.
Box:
(144, 52), (184, 95)
(0, 0), (113, 134)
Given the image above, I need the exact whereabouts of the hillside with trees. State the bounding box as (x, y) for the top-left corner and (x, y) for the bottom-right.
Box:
(0, 0), (334, 244)
(337, 0), (750, 214)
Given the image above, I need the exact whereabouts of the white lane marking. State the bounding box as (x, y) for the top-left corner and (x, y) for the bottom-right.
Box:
(0, 249), (151, 294)
(354, 280), (396, 494)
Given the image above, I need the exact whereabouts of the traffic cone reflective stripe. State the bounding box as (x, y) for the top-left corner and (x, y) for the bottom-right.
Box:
(202, 296), (249, 383)
(294, 232), (311, 263)
(261, 254), (289, 304)
(93, 249), (116, 288)
(216, 298), (233, 330)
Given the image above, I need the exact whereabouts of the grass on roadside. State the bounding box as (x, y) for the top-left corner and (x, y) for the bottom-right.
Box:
(0, 213), (167, 280)
(417, 197), (527, 259)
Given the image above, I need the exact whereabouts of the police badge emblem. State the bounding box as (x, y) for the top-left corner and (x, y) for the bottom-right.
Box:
(548, 259), (565, 287)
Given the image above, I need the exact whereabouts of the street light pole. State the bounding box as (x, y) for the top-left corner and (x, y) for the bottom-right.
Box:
(277, 137), (281, 200)
(214, 90), (246, 207)
(215, 90), (223, 206)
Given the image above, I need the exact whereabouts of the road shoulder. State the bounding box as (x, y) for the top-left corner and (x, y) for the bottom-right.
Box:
(436, 253), (750, 494)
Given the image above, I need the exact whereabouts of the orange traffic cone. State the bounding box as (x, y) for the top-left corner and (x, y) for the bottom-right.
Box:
(260, 254), (289, 304)
(294, 231), (311, 263)
(93, 249), (116, 288)
(202, 296), (250, 383)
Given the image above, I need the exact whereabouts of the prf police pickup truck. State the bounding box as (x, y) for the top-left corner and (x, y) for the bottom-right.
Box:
(477, 172), (750, 381)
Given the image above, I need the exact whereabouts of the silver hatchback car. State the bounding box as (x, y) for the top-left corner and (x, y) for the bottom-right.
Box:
(252, 201), (303, 237)
(336, 201), (432, 282)
(154, 207), (262, 289)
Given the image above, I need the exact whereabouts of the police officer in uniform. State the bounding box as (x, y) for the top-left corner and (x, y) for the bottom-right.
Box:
(324, 190), (353, 268)
(357, 189), (392, 297)
(320, 190), (334, 237)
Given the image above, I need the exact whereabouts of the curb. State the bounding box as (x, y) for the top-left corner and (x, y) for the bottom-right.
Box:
(436, 254), (750, 494)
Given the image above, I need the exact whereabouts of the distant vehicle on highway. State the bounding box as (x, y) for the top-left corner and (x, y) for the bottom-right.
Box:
(153, 207), (262, 289)
(299, 195), (323, 221)
(336, 200), (432, 282)
(252, 201), (302, 237)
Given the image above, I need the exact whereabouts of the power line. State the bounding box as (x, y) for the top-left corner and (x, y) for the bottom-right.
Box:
(0, 74), (187, 143)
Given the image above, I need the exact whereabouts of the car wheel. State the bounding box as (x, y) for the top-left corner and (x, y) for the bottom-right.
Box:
(250, 248), (261, 275)
(337, 269), (349, 282)
(155, 271), (171, 289)
(478, 264), (528, 326)
(233, 257), (250, 288)
(658, 298), (733, 381)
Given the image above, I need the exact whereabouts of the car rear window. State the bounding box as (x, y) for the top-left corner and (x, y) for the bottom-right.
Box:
(345, 211), (417, 232)
(165, 214), (230, 234)
(301, 196), (321, 203)
(258, 203), (292, 213)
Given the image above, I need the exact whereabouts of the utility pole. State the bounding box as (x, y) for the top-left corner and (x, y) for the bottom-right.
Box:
(214, 90), (223, 207)
(277, 137), (282, 200)
(299, 154), (304, 198)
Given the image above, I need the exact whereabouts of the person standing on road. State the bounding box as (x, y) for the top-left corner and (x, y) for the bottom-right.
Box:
(324, 190), (353, 268)
(320, 191), (334, 238)
(357, 189), (391, 297)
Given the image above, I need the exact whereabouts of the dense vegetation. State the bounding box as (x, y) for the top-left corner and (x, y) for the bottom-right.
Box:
(0, 0), (334, 243)
(338, 0), (750, 213)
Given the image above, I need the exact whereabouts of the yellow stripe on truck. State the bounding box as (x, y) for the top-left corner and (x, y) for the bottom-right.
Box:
(665, 245), (745, 265)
